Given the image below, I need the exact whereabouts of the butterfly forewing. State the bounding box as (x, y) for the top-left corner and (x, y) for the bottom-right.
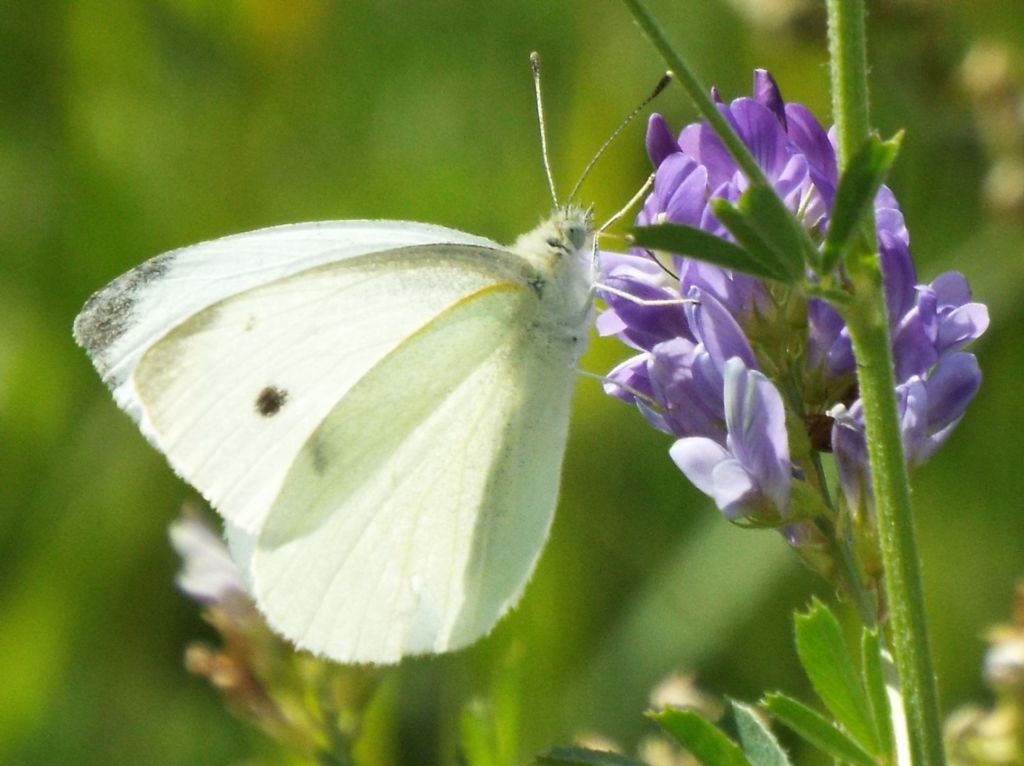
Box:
(91, 229), (531, 533)
(74, 221), (503, 389)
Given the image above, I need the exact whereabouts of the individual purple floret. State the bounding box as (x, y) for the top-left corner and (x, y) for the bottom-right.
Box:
(670, 357), (791, 521)
(598, 68), (988, 537)
(891, 271), (990, 382)
(169, 512), (248, 605)
(603, 284), (759, 444)
(832, 353), (983, 512)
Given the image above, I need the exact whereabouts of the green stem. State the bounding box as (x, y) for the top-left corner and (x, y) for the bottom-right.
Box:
(801, 443), (877, 628)
(826, 0), (871, 167)
(828, 3), (945, 764)
(619, 0), (770, 188)
(842, 295), (944, 766)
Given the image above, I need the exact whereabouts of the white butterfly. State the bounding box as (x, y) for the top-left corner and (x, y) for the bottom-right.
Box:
(73, 209), (595, 663)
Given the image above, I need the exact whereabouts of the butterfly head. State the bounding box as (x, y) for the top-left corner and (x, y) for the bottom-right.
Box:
(508, 205), (595, 341)
(511, 205), (593, 277)
(555, 205), (593, 254)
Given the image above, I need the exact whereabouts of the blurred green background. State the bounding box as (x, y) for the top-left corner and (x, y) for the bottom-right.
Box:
(2, 0), (1022, 763)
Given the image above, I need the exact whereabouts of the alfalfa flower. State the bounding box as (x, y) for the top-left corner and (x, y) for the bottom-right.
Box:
(599, 68), (988, 552)
(169, 509), (380, 762)
(831, 352), (983, 514)
(169, 511), (248, 606)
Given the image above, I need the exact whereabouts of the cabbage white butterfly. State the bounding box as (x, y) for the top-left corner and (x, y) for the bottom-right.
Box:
(72, 53), (670, 663)
(74, 206), (595, 663)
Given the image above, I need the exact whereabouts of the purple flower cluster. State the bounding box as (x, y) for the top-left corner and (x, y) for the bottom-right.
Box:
(600, 70), (988, 529)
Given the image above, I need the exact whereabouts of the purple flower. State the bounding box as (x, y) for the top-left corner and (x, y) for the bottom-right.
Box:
(598, 69), (833, 361)
(169, 511), (248, 605)
(599, 68), (987, 534)
(830, 272), (987, 512)
(832, 353), (982, 512)
(648, 338), (725, 440)
(597, 250), (690, 351)
(671, 358), (791, 521)
(602, 285), (762, 443)
(891, 271), (990, 381)
(603, 285), (793, 519)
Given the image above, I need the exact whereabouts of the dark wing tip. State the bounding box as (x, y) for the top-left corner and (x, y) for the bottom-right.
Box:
(72, 252), (178, 359)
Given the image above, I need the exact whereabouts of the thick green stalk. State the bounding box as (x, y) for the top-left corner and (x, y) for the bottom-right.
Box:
(842, 290), (945, 766)
(826, 0), (871, 166)
(828, 2), (945, 764)
(619, 0), (770, 189)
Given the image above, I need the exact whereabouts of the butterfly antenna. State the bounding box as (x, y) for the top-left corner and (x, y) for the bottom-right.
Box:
(531, 52), (560, 208)
(566, 70), (673, 205)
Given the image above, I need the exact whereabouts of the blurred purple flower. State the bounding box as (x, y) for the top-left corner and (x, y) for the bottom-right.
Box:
(168, 510), (379, 760)
(169, 512), (248, 605)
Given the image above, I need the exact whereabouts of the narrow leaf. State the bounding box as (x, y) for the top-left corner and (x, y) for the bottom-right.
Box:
(534, 746), (650, 766)
(762, 693), (876, 766)
(459, 701), (499, 766)
(459, 649), (524, 766)
(735, 183), (815, 279)
(730, 700), (792, 766)
(630, 222), (787, 282)
(650, 708), (751, 766)
(491, 648), (524, 766)
(709, 199), (794, 282)
(820, 133), (903, 273)
(861, 628), (895, 759)
(794, 599), (880, 753)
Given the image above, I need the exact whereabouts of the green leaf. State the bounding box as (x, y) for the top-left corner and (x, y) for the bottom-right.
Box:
(709, 199), (794, 282)
(793, 599), (880, 753)
(733, 700), (786, 766)
(490, 647), (524, 766)
(630, 222), (787, 282)
(762, 693), (876, 766)
(735, 183), (815, 280)
(730, 700), (792, 766)
(650, 707), (752, 766)
(861, 629), (894, 758)
(458, 648), (524, 766)
(460, 700), (499, 766)
(533, 746), (650, 766)
(819, 133), (903, 273)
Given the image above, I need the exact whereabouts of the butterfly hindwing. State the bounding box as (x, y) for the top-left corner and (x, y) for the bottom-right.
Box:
(246, 279), (579, 662)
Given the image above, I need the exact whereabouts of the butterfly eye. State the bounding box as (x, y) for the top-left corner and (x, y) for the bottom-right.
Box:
(563, 221), (586, 251)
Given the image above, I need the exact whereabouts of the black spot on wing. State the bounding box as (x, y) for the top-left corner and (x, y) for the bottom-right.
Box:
(72, 251), (177, 357)
(255, 385), (288, 416)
